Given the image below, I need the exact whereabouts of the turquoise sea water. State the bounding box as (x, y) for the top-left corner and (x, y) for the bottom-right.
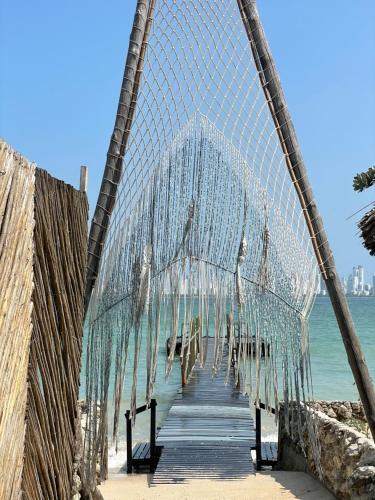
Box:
(309, 296), (375, 400)
(81, 296), (375, 467)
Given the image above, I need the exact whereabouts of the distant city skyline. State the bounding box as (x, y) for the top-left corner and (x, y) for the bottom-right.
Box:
(317, 264), (375, 297)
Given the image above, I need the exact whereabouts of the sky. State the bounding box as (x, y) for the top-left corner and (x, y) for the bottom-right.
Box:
(1, 0), (374, 281)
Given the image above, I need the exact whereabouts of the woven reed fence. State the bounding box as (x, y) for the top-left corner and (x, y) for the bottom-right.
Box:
(0, 140), (88, 499)
(0, 141), (35, 500)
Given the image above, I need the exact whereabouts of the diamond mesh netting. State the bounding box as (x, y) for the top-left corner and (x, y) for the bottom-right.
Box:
(84, 0), (319, 483)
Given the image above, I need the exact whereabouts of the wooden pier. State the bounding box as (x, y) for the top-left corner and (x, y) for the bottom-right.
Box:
(152, 338), (256, 484)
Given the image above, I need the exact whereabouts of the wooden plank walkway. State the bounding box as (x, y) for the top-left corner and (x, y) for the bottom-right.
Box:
(152, 338), (255, 484)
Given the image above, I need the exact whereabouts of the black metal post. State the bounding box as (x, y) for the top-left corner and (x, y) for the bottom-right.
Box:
(255, 406), (261, 470)
(150, 399), (157, 472)
(126, 411), (132, 474)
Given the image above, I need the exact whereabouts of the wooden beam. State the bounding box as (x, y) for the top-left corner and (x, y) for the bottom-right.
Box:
(85, 0), (156, 314)
(80, 165), (88, 193)
(238, 0), (375, 440)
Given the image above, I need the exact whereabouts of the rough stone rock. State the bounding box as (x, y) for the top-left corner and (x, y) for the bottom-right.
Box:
(327, 408), (337, 419)
(337, 404), (351, 420)
(347, 444), (360, 457)
(351, 402), (361, 413)
(349, 466), (375, 500)
(310, 400), (366, 423)
(359, 448), (375, 467)
(279, 401), (375, 500)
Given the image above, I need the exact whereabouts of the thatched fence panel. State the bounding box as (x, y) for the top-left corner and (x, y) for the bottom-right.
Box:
(22, 169), (88, 499)
(0, 140), (88, 499)
(0, 142), (35, 500)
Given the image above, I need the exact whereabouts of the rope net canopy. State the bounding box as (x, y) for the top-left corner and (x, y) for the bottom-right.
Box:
(85, 0), (319, 482)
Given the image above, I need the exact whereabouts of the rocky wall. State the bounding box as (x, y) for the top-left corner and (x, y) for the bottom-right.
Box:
(278, 402), (375, 500)
(311, 400), (366, 423)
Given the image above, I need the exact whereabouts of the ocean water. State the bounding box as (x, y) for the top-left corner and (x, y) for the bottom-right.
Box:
(309, 296), (375, 400)
(81, 296), (375, 468)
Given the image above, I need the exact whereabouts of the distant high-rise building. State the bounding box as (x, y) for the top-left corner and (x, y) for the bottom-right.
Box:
(318, 265), (374, 297)
(351, 267), (357, 294)
(347, 273), (353, 295)
(353, 275), (359, 295)
(358, 265), (365, 293)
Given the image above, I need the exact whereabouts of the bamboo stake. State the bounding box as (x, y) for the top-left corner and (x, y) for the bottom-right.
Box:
(85, 0), (155, 314)
(238, 0), (375, 440)
(80, 165), (88, 193)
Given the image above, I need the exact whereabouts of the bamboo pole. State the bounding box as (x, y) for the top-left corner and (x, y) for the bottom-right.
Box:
(80, 165), (88, 193)
(85, 0), (155, 314)
(238, 0), (375, 440)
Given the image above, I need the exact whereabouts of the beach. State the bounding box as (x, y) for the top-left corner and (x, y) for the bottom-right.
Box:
(98, 471), (335, 499)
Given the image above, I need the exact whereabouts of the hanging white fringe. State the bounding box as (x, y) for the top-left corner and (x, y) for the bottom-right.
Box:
(84, 113), (319, 483)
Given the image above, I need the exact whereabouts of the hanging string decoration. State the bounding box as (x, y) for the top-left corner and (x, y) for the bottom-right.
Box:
(84, 0), (319, 483)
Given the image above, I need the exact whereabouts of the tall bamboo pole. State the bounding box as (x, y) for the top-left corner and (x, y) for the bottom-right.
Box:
(238, 0), (375, 440)
(85, 0), (155, 314)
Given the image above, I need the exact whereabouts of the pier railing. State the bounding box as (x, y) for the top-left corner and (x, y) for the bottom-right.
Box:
(255, 401), (277, 470)
(125, 399), (159, 473)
